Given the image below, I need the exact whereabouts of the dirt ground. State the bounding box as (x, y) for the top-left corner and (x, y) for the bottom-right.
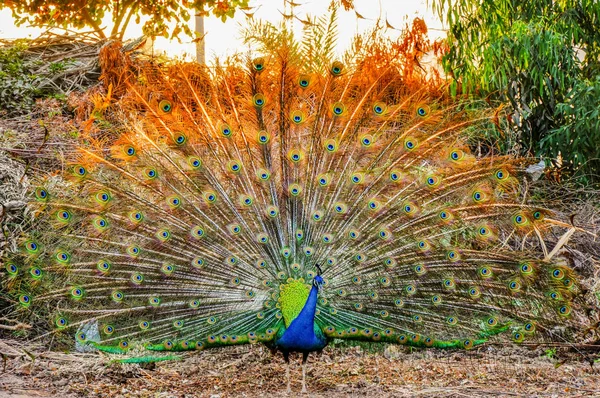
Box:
(1, 339), (599, 398)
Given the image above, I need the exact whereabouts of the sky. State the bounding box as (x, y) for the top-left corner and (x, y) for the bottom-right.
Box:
(0, 0), (444, 60)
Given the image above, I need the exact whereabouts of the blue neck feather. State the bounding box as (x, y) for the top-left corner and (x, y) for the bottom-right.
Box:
(275, 284), (327, 352)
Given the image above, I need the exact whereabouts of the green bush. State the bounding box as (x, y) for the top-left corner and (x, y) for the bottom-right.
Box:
(543, 76), (600, 182)
(432, 0), (600, 184)
(0, 41), (41, 116)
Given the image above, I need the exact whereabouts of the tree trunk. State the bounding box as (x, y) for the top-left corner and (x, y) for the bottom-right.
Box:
(195, 12), (206, 64)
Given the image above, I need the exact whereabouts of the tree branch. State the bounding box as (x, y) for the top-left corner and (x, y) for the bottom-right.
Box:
(81, 6), (106, 39)
(111, 0), (137, 38)
(0, 318), (32, 331)
(117, 4), (138, 40)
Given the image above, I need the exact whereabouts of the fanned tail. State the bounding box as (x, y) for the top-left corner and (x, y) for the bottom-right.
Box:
(2, 21), (592, 355)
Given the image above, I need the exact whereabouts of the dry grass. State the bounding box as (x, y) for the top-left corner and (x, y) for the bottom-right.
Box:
(1, 339), (599, 397)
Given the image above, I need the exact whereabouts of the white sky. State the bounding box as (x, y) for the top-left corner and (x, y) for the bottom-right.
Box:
(0, 0), (443, 59)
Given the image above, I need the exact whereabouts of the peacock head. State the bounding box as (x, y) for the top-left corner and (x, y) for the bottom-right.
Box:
(313, 264), (324, 292)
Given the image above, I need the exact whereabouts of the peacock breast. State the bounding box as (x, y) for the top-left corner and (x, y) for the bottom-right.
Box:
(276, 322), (328, 353)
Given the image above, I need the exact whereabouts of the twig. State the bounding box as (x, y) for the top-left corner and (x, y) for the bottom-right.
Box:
(0, 317), (32, 331)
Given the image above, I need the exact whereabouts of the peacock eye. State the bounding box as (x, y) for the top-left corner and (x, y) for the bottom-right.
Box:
(552, 269), (563, 278)
(253, 58), (265, 71)
(330, 62), (344, 76)
(449, 148), (466, 162)
(37, 188), (48, 198)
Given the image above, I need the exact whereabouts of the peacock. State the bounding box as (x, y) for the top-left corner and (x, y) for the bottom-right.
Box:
(1, 23), (594, 394)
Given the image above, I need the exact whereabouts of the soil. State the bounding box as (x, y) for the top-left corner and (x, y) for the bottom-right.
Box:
(1, 340), (599, 397)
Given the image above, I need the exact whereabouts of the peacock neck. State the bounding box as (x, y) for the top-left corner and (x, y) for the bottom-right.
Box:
(285, 283), (319, 333)
(298, 284), (319, 324)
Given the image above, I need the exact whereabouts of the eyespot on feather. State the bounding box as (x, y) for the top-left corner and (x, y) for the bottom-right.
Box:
(415, 104), (430, 117)
(372, 102), (387, 115)
(298, 74), (311, 88)
(331, 102), (346, 116)
(158, 99), (173, 113)
(252, 57), (265, 71)
(290, 110), (306, 124)
(330, 61), (344, 76)
(253, 93), (266, 108)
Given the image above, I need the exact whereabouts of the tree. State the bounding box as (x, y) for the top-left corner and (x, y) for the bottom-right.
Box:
(0, 0), (250, 40)
(431, 0), (600, 182)
(195, 12), (206, 64)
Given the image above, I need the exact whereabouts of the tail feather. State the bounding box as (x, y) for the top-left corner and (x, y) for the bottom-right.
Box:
(2, 31), (590, 354)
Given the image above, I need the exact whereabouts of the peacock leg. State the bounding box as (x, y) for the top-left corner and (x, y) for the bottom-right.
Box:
(283, 351), (291, 393)
(301, 352), (309, 393)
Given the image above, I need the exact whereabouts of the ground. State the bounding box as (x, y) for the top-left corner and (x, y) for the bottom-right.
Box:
(1, 339), (599, 397)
